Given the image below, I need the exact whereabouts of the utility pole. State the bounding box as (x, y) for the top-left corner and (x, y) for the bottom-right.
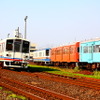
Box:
(24, 16), (28, 39)
(18, 27), (19, 38)
(7, 33), (10, 38)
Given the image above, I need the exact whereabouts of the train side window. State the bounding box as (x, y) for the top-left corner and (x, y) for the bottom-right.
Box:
(2, 43), (4, 51)
(83, 46), (88, 53)
(14, 41), (21, 52)
(46, 50), (49, 56)
(43, 52), (45, 57)
(51, 51), (53, 55)
(56, 50), (58, 55)
(56, 49), (61, 55)
(89, 46), (92, 53)
(93, 45), (100, 52)
(51, 50), (56, 55)
(70, 48), (73, 54)
(6, 40), (13, 51)
(39, 52), (42, 57)
(35, 53), (37, 57)
(98, 46), (100, 52)
(63, 48), (67, 54)
(22, 41), (30, 53)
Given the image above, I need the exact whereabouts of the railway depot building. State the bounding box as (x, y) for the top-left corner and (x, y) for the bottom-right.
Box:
(29, 43), (37, 60)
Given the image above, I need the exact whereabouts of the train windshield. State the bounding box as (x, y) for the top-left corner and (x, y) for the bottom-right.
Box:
(22, 40), (30, 53)
(6, 40), (13, 51)
(14, 39), (21, 52)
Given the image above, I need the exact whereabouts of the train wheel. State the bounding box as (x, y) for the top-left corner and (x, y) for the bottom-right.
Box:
(65, 63), (68, 68)
(91, 64), (96, 71)
(0, 62), (4, 68)
(71, 63), (75, 69)
(86, 64), (91, 70)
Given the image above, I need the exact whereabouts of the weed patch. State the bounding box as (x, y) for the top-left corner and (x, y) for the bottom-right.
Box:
(7, 93), (27, 100)
(29, 64), (100, 79)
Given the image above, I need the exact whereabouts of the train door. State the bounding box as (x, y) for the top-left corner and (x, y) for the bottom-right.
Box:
(88, 42), (94, 63)
(80, 43), (88, 62)
(93, 41), (100, 62)
(21, 40), (30, 61)
(13, 39), (22, 61)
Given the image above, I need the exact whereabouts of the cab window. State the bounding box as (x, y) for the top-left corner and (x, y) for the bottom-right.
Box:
(6, 40), (13, 51)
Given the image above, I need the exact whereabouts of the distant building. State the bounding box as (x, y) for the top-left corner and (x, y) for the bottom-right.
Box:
(30, 43), (37, 60)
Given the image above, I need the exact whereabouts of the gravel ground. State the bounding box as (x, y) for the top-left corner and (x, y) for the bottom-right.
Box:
(1, 70), (100, 100)
(0, 87), (27, 100)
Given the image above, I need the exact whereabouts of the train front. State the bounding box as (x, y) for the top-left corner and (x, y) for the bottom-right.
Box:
(4, 38), (30, 69)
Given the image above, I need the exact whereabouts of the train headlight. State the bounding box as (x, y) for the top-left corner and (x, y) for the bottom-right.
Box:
(6, 54), (11, 57)
(24, 56), (28, 58)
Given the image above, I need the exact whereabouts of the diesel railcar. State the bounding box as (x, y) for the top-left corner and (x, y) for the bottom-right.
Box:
(0, 37), (30, 69)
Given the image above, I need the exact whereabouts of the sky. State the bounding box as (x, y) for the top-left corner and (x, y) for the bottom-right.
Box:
(0, 0), (100, 48)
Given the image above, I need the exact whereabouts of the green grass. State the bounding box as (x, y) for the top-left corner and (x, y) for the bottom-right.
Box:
(0, 88), (27, 100)
(29, 64), (60, 72)
(0, 87), (3, 90)
(28, 64), (100, 79)
(3, 91), (12, 94)
(7, 94), (27, 100)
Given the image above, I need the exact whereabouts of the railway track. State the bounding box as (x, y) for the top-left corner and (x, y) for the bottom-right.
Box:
(1, 68), (100, 99)
(20, 71), (100, 90)
(1, 68), (100, 90)
(0, 72), (76, 100)
(34, 72), (100, 90)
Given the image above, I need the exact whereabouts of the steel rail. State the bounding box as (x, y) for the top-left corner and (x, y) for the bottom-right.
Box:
(0, 81), (45, 100)
(20, 72), (100, 90)
(0, 76), (76, 100)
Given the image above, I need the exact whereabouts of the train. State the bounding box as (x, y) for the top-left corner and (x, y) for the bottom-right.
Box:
(33, 48), (51, 65)
(0, 36), (30, 69)
(32, 38), (100, 70)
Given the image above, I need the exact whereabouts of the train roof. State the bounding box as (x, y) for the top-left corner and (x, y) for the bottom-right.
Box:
(35, 48), (51, 51)
(0, 37), (30, 41)
(80, 38), (100, 43)
(51, 41), (80, 49)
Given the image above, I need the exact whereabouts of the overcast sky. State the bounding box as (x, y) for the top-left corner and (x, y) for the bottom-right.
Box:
(0, 0), (100, 48)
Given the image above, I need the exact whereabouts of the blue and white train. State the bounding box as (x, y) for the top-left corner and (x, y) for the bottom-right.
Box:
(0, 37), (30, 69)
(33, 48), (51, 65)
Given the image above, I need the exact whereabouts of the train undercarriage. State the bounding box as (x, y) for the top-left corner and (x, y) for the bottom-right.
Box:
(32, 61), (100, 71)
